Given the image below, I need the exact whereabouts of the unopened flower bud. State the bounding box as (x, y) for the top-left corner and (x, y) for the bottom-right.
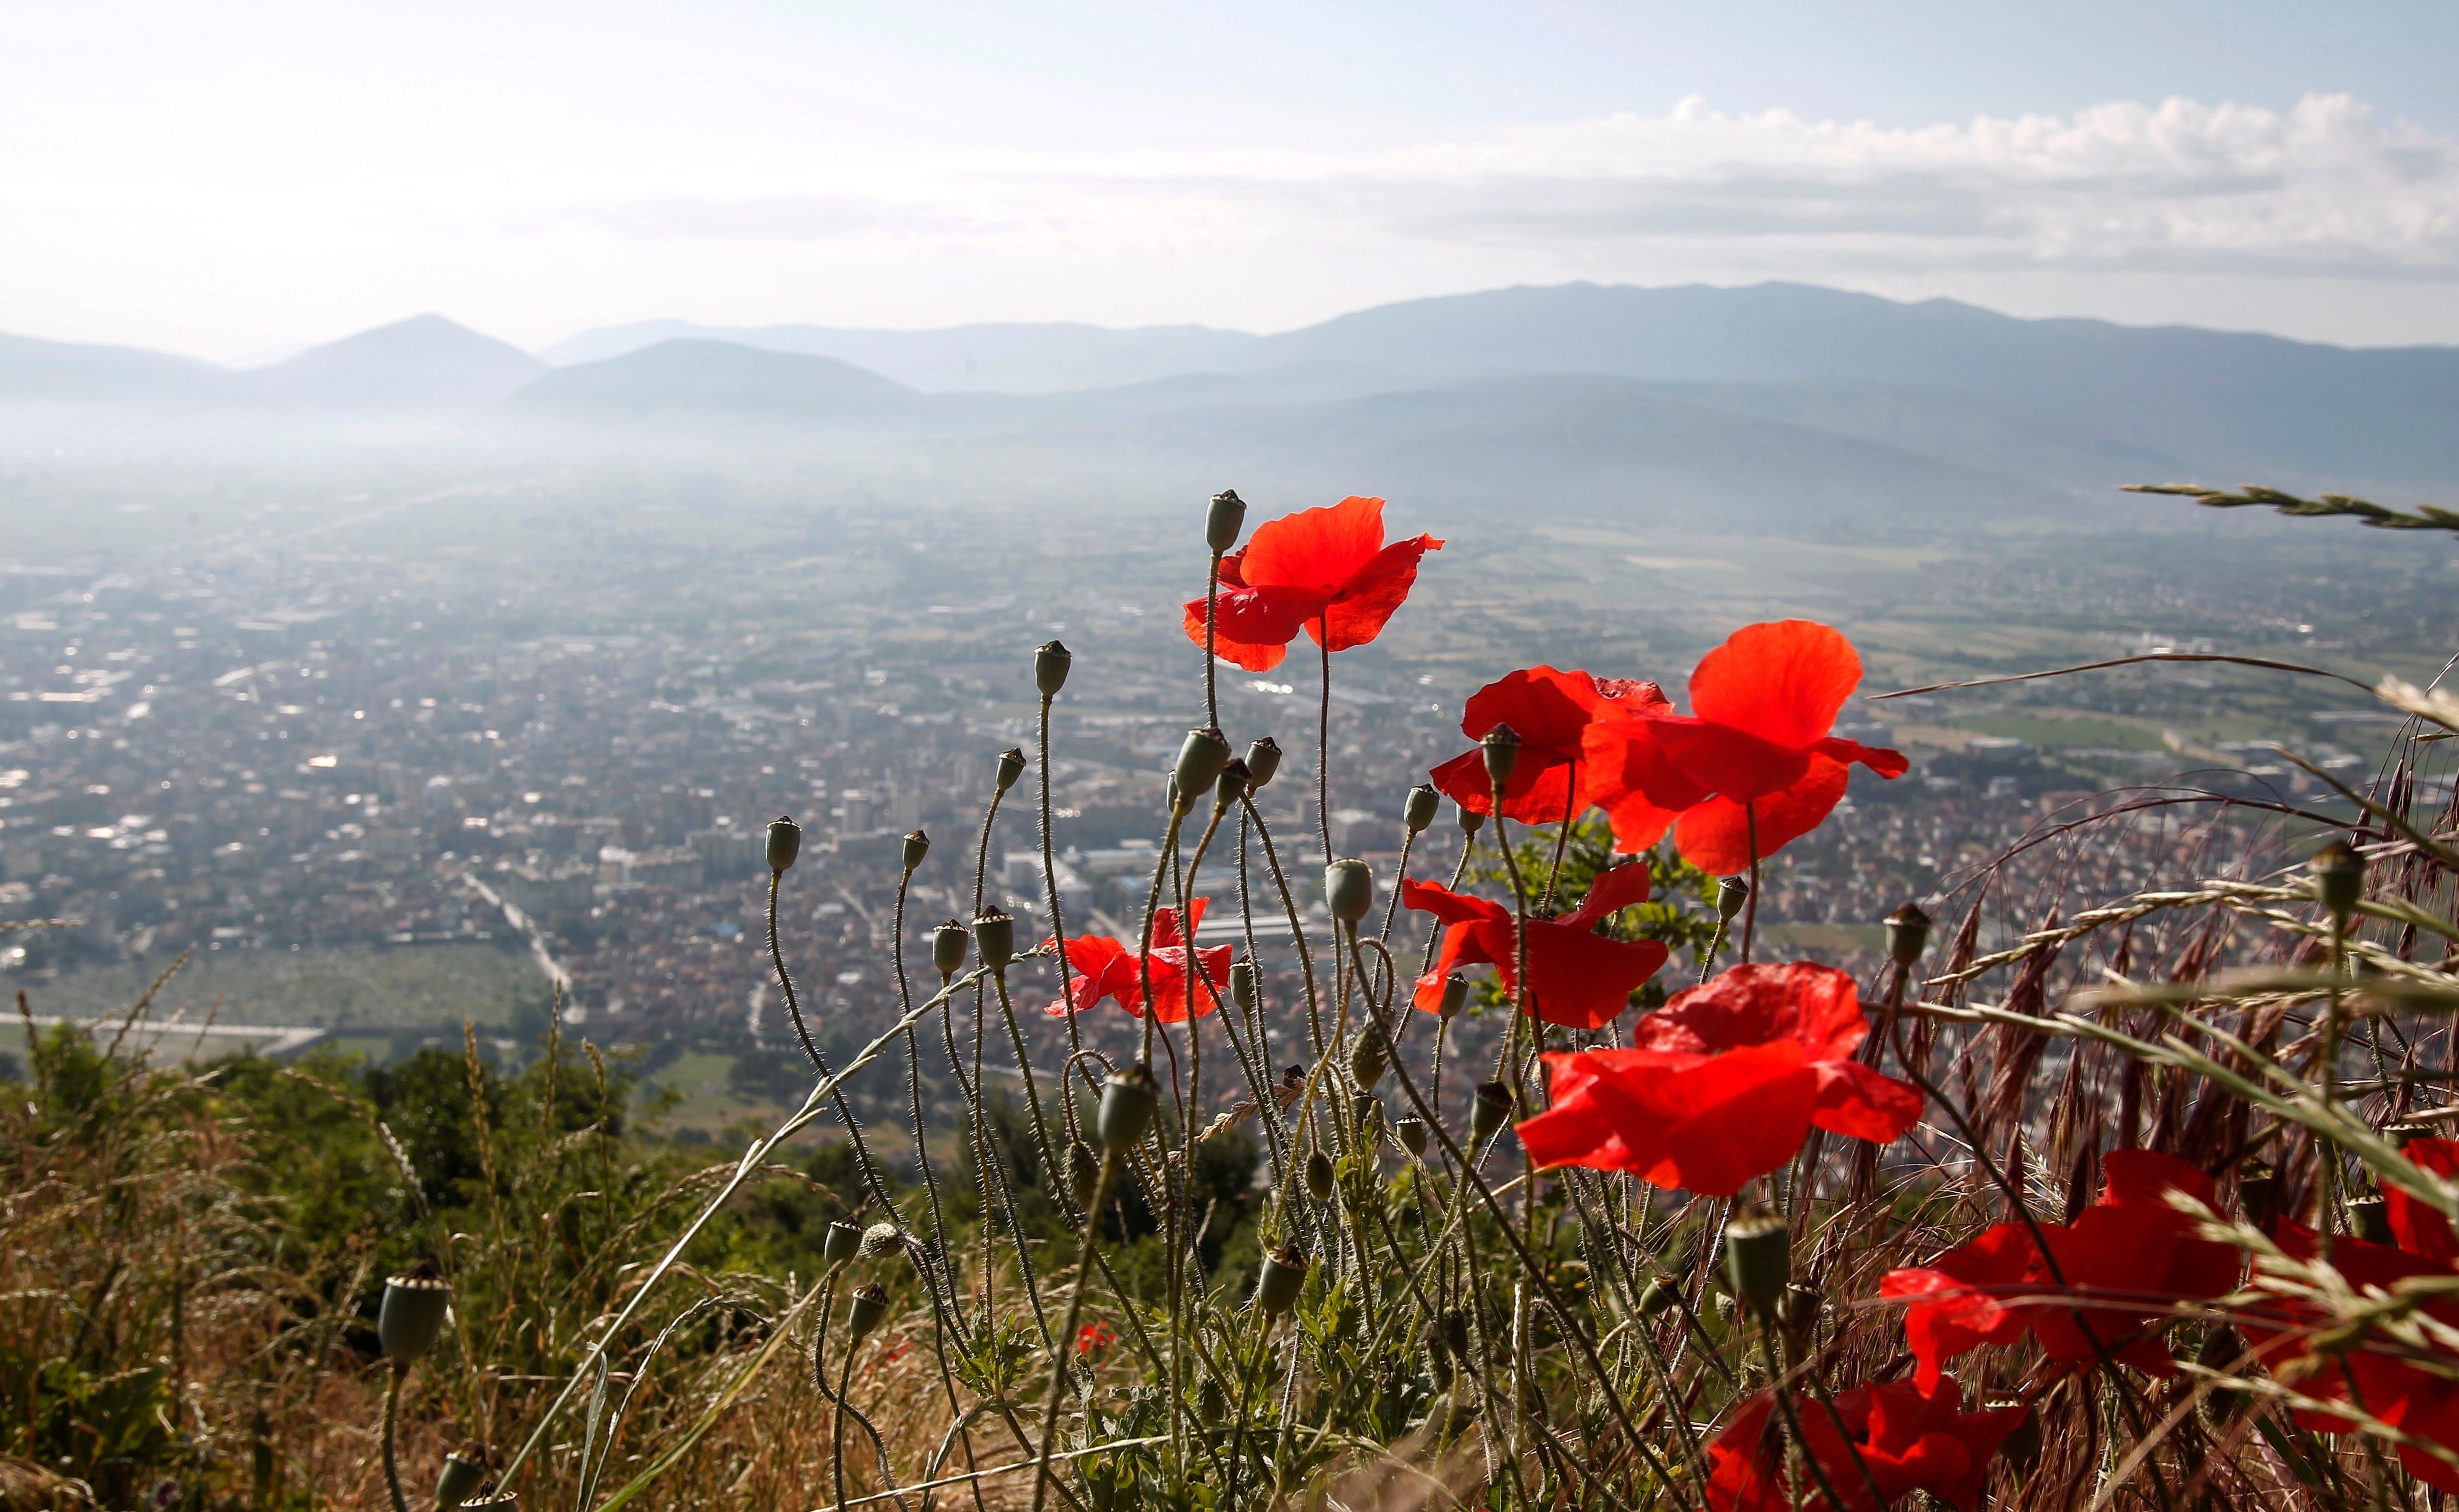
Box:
(1438, 973), (1469, 1019)
(1231, 960), (1259, 1011)
(1351, 1092), (1381, 1140)
(1403, 783), (1440, 834)
(822, 1220), (863, 1265)
(1394, 1117), (1428, 1157)
(860, 1221), (903, 1259)
(1883, 901), (1930, 968)
(1347, 1023), (1390, 1091)
(1173, 728), (1232, 812)
(1098, 1063), (1159, 1153)
(1304, 1148), (1336, 1202)
(1068, 1139), (1101, 1208)
(1199, 1375), (1228, 1423)
(1245, 737), (1282, 789)
(1206, 489), (1248, 554)
(1480, 724), (1521, 791)
(931, 919), (967, 977)
(1324, 858), (1373, 924)
(1716, 876), (1750, 923)
(765, 815), (801, 873)
(1777, 1283), (1821, 1347)
(902, 828), (929, 874)
(1724, 1206), (1790, 1319)
(973, 910), (1015, 974)
(2313, 838), (2365, 920)
(995, 747), (1028, 794)
(379, 1272), (452, 1367)
(1470, 1080), (1514, 1146)
(435, 1449), (487, 1509)
(1254, 1241), (1309, 1316)
(846, 1283), (890, 1342)
(1457, 802), (1484, 837)
(1035, 640), (1072, 698)
(1214, 758), (1250, 811)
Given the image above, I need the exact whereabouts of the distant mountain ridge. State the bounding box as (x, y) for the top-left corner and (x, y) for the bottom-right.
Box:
(0, 314), (543, 411)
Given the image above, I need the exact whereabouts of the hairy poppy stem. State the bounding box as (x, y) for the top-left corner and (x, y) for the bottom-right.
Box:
(1205, 551), (1222, 730)
(381, 1364), (409, 1512)
(1317, 622), (1334, 861)
(1742, 802), (1760, 965)
(1030, 1151), (1119, 1512)
(1040, 688), (1087, 1078)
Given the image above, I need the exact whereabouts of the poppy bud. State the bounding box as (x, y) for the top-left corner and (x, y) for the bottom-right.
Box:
(1098, 1063), (1159, 1153)
(1198, 1375), (1228, 1424)
(1245, 737), (1282, 789)
(1424, 1324), (1457, 1390)
(379, 1272), (452, 1367)
(995, 747), (1028, 794)
(973, 910), (1015, 974)
(846, 1283), (891, 1342)
(2346, 1193), (2392, 1244)
(2312, 838), (2365, 919)
(1480, 724), (1521, 790)
(1351, 1092), (1382, 1140)
(1304, 1149), (1336, 1202)
(1403, 783), (1440, 835)
(1207, 489), (1248, 554)
(1231, 960), (1259, 1011)
(1724, 1206), (1790, 1319)
(931, 919), (967, 977)
(1457, 802), (1484, 837)
(1394, 1117), (1428, 1157)
(435, 1449), (486, 1509)
(1214, 758), (1250, 811)
(1173, 728), (1231, 812)
(1067, 1138), (1101, 1208)
(1438, 973), (1469, 1019)
(766, 815), (801, 873)
(1255, 1241), (1309, 1315)
(1437, 1308), (1470, 1361)
(822, 1220), (863, 1265)
(860, 1221), (904, 1259)
(901, 828), (929, 873)
(1883, 902), (1930, 969)
(1324, 858), (1373, 924)
(1776, 1283), (1821, 1348)
(1348, 1023), (1389, 1091)
(1470, 1080), (1514, 1146)
(1637, 1275), (1680, 1316)
(1035, 640), (1072, 698)
(1716, 876), (1750, 923)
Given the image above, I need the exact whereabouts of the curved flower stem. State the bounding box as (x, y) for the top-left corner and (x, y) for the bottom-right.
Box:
(1541, 771), (1578, 914)
(1741, 802), (1760, 965)
(1029, 1152), (1119, 1512)
(381, 1365), (409, 1512)
(1135, 811), (1189, 1072)
(991, 969), (1072, 1228)
(833, 1336), (859, 1512)
(890, 863), (952, 1292)
(1316, 620), (1333, 861)
(770, 868), (905, 1245)
(1379, 826), (1418, 943)
(1040, 690), (1086, 1075)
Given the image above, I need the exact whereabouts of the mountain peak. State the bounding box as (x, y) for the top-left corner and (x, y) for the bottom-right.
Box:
(241, 314), (546, 410)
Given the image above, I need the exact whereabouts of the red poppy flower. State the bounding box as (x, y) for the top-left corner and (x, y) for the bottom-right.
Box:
(1583, 621), (1908, 875)
(1041, 900), (1231, 1023)
(1075, 1320), (1117, 1357)
(1513, 962), (1920, 1196)
(2240, 1138), (2459, 1490)
(1706, 1374), (2026, 1512)
(1179, 495), (1443, 673)
(1401, 863), (1667, 1029)
(1425, 667), (1666, 824)
(1880, 1150), (2241, 1392)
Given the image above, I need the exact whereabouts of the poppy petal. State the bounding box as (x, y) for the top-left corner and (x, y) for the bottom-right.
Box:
(1670, 754), (1852, 875)
(1810, 1059), (1925, 1143)
(1181, 583), (1331, 673)
(2386, 1137), (2459, 1265)
(1237, 495), (1388, 592)
(1579, 711), (1708, 852)
(1561, 862), (1654, 929)
(1816, 734), (1912, 780)
(1317, 533), (1443, 653)
(1458, 666), (1616, 764)
(1686, 619), (1865, 750)
(1646, 714), (1814, 804)
(1517, 922), (1666, 1029)
(1632, 962), (1865, 1060)
(1430, 745), (1584, 823)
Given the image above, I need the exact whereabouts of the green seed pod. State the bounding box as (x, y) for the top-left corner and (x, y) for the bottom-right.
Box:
(766, 815), (801, 873)
(1035, 640), (1072, 698)
(1883, 901), (1931, 968)
(1637, 1274), (1680, 1316)
(995, 747), (1028, 794)
(2386, 1121), (2435, 1148)
(458, 1497), (519, 1512)
(846, 1283), (891, 1342)
(1438, 972), (1469, 1019)
(434, 1450), (486, 1511)
(822, 1221), (863, 1265)
(1173, 727), (1232, 812)
(1347, 1022), (1390, 1091)
(2313, 838), (2365, 919)
(973, 910), (1015, 974)
(1724, 1206), (1791, 1320)
(1206, 489), (1248, 554)
(379, 1273), (452, 1367)
(2347, 1193), (2392, 1244)
(1067, 1138), (1101, 1208)
(1254, 1242), (1309, 1316)
(1403, 783), (1440, 834)
(1214, 758), (1251, 811)
(1304, 1149), (1336, 1202)
(1324, 858), (1373, 924)
(1717, 875), (1750, 923)
(1456, 802), (1484, 837)
(1394, 1116), (1429, 1157)
(1098, 1063), (1160, 1153)
(860, 1221), (903, 1259)
(1230, 960), (1259, 1011)
(1470, 1080), (1515, 1146)
(1245, 736), (1282, 789)
(2238, 1162), (2282, 1225)
(901, 828), (929, 873)
(1480, 723), (1521, 790)
(1776, 1283), (1821, 1348)
(931, 918), (967, 977)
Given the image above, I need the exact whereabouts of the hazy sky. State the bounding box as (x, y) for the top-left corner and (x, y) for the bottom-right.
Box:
(11, 0), (2459, 360)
